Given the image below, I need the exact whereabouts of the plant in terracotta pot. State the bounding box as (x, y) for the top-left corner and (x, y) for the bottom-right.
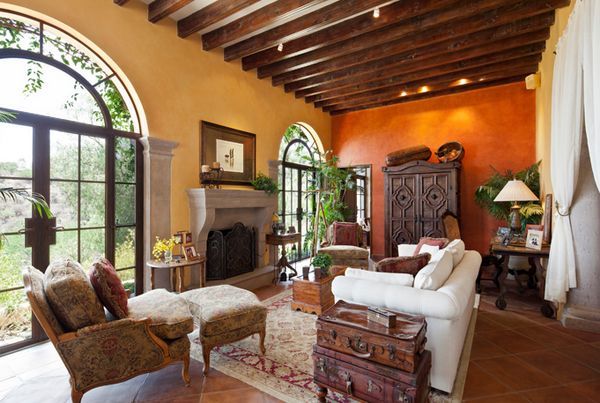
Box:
(311, 253), (332, 277)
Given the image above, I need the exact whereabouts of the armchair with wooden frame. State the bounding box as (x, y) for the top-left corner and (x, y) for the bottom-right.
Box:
(23, 266), (191, 403)
(318, 222), (369, 269)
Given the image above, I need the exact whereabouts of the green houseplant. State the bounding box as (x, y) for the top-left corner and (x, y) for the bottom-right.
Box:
(475, 161), (544, 229)
(311, 252), (332, 276)
(251, 172), (279, 195)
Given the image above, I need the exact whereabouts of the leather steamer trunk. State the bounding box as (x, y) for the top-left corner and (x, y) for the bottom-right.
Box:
(316, 301), (427, 373)
(313, 345), (431, 403)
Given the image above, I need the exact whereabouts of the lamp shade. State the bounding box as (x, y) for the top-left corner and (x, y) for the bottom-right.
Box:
(494, 179), (539, 202)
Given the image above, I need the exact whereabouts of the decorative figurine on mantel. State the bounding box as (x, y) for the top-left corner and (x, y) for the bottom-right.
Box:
(200, 162), (224, 189)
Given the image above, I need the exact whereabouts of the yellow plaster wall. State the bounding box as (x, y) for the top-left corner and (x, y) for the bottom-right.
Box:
(536, 2), (576, 195)
(2, 0), (331, 232)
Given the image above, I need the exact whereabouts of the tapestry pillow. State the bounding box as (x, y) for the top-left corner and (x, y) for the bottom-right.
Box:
(444, 239), (466, 267)
(44, 259), (106, 331)
(375, 253), (431, 276)
(414, 237), (450, 255)
(345, 268), (414, 287)
(332, 222), (359, 246)
(414, 250), (454, 291)
(89, 257), (129, 318)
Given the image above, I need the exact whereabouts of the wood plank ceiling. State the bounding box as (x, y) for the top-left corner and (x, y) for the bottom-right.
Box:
(117, 0), (571, 115)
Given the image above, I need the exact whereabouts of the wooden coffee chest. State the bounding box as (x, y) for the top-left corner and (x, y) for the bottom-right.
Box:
(314, 345), (431, 403)
(315, 301), (427, 373)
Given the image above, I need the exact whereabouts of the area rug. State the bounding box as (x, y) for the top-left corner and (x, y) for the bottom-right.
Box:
(189, 290), (477, 402)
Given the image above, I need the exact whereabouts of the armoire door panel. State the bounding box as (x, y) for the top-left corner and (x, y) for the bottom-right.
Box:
(390, 175), (417, 219)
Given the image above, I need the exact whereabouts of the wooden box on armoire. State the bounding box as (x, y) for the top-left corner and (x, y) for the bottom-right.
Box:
(383, 160), (461, 257)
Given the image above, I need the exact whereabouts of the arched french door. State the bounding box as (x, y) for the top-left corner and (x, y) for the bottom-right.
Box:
(0, 10), (143, 353)
(278, 123), (322, 262)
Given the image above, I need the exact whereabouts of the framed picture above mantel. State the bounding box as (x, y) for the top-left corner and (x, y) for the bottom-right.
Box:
(200, 121), (256, 185)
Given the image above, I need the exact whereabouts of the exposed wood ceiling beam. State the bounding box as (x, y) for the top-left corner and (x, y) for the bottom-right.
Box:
(287, 28), (549, 95)
(202, 0), (326, 50)
(241, 0), (460, 71)
(272, 11), (554, 86)
(178, 0), (261, 38)
(149, 0), (194, 23)
(257, 0), (548, 78)
(223, 0), (390, 61)
(306, 48), (543, 103)
(324, 66), (535, 112)
(329, 75), (527, 115)
(317, 57), (540, 109)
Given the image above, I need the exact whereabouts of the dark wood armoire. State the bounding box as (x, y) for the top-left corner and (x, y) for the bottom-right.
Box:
(383, 160), (461, 257)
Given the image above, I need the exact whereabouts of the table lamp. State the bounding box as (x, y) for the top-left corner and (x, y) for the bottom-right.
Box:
(494, 179), (539, 233)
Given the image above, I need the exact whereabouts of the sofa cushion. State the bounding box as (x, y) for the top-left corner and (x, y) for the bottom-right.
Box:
(375, 253), (431, 276)
(414, 237), (450, 255)
(444, 239), (466, 267)
(44, 259), (106, 331)
(89, 258), (128, 318)
(414, 250), (453, 290)
(397, 244), (418, 257)
(345, 268), (414, 286)
(127, 289), (193, 339)
(24, 266), (64, 336)
(320, 245), (369, 259)
(332, 222), (359, 246)
(180, 285), (266, 337)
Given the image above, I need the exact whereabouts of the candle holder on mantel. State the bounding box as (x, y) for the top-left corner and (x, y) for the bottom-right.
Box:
(200, 167), (224, 189)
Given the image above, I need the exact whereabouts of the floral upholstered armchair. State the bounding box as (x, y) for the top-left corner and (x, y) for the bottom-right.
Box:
(319, 221), (369, 269)
(23, 263), (193, 403)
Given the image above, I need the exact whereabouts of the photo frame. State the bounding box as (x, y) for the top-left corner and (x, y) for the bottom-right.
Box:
(184, 245), (199, 261)
(200, 121), (256, 185)
(526, 229), (543, 250)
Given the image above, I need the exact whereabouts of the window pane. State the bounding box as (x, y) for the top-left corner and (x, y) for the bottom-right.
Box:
(80, 136), (105, 181)
(0, 289), (31, 347)
(0, 178), (32, 234)
(117, 268), (135, 295)
(50, 130), (78, 180)
(80, 183), (105, 227)
(0, 59), (104, 126)
(115, 227), (135, 269)
(115, 137), (136, 183)
(80, 228), (104, 267)
(0, 234), (31, 290)
(98, 79), (135, 132)
(0, 13), (40, 51)
(50, 181), (78, 229)
(50, 230), (78, 262)
(115, 184), (135, 226)
(0, 122), (32, 178)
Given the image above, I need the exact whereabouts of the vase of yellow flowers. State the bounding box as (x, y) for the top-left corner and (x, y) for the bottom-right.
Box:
(152, 236), (177, 263)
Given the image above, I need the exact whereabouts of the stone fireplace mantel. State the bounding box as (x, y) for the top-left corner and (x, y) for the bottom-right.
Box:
(187, 189), (277, 270)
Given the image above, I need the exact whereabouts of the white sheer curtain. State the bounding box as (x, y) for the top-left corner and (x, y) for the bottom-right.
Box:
(546, 2), (583, 304)
(547, 0), (600, 304)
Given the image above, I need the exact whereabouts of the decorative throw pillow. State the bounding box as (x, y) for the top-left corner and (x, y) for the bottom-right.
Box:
(414, 237), (450, 255)
(89, 258), (129, 318)
(332, 222), (359, 246)
(414, 250), (454, 290)
(44, 259), (106, 331)
(375, 253), (431, 276)
(444, 239), (466, 267)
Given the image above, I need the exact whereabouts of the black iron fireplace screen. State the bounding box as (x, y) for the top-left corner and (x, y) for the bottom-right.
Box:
(206, 222), (256, 280)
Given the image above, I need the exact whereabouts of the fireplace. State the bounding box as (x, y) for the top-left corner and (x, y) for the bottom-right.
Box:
(206, 222), (256, 280)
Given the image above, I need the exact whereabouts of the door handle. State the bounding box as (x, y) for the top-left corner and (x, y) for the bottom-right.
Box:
(18, 228), (33, 234)
(50, 226), (64, 231)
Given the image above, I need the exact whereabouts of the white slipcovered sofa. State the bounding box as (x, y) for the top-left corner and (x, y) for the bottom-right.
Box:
(331, 243), (481, 393)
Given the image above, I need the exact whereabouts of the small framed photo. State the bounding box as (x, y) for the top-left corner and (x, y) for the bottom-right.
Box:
(526, 229), (543, 250)
(525, 224), (544, 234)
(180, 231), (192, 246)
(173, 232), (184, 245)
(184, 245), (199, 261)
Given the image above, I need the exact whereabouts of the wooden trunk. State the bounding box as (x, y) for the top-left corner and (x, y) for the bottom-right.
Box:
(316, 301), (427, 373)
(383, 160), (460, 257)
(314, 345), (431, 403)
(291, 266), (346, 314)
(385, 145), (432, 167)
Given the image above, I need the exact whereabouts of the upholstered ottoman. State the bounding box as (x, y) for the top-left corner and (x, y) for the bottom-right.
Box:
(180, 285), (267, 374)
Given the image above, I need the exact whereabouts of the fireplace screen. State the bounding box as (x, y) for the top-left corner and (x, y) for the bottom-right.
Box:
(206, 222), (256, 280)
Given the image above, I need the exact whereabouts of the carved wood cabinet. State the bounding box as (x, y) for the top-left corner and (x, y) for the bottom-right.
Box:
(383, 161), (461, 257)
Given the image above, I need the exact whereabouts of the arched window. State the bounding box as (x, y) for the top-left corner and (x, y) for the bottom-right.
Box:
(0, 10), (143, 352)
(278, 123), (322, 263)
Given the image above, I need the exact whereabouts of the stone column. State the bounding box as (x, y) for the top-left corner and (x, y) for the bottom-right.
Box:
(140, 137), (178, 292)
(562, 135), (600, 332)
(268, 160), (281, 266)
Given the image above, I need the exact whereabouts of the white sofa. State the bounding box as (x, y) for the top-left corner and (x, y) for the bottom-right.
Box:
(331, 244), (481, 393)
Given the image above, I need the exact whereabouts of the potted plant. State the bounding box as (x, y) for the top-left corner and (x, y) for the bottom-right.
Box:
(152, 236), (177, 263)
(251, 172), (279, 195)
(311, 253), (332, 278)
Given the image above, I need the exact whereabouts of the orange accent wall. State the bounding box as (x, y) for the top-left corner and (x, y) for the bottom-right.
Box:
(332, 82), (536, 256)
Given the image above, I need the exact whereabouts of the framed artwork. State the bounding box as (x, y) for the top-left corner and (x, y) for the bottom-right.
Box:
(184, 245), (199, 261)
(200, 121), (256, 185)
(173, 232), (184, 245)
(525, 229), (543, 250)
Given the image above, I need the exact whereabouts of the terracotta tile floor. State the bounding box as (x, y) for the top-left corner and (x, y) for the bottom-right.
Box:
(2, 278), (600, 402)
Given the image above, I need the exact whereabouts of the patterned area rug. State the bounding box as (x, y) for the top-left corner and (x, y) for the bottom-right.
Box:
(189, 290), (477, 402)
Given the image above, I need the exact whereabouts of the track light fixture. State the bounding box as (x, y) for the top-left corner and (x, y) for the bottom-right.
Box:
(373, 8), (380, 18)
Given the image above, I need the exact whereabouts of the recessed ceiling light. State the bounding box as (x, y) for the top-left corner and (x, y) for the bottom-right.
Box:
(478, 78), (485, 82)
(400, 91), (407, 97)
(277, 43), (283, 52)
(373, 8), (380, 18)
(419, 86), (429, 93)
(457, 78), (469, 85)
